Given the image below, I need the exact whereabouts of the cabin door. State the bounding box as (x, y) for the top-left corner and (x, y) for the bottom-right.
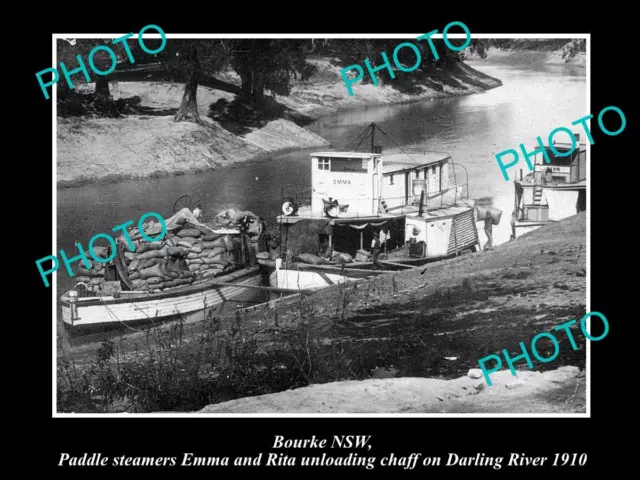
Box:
(428, 166), (438, 195)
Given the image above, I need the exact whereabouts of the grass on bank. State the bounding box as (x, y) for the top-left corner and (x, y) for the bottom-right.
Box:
(57, 272), (586, 414)
(58, 281), (380, 413)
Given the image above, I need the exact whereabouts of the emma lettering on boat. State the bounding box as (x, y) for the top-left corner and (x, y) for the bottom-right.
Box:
(333, 179), (352, 184)
(35, 212), (167, 288)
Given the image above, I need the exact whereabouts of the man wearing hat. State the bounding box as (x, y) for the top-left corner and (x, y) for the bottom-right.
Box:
(370, 231), (386, 270)
(484, 215), (494, 251)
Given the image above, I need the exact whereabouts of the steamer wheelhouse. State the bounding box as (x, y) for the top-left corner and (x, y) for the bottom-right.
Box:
(275, 123), (480, 270)
(513, 133), (587, 235)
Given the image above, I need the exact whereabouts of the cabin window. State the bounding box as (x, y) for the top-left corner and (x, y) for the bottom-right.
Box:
(415, 170), (420, 178)
(330, 157), (368, 173)
(389, 174), (394, 185)
(423, 169), (428, 179)
(318, 158), (330, 170)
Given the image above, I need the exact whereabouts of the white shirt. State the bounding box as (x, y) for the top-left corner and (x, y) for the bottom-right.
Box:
(540, 192), (548, 206)
(193, 208), (202, 218)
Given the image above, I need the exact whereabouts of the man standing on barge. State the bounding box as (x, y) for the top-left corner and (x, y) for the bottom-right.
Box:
(371, 232), (386, 270)
(484, 216), (494, 251)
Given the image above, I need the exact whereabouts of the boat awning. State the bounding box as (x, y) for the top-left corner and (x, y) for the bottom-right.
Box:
(404, 204), (474, 220)
(328, 214), (404, 226)
(382, 153), (451, 175)
(277, 213), (404, 225)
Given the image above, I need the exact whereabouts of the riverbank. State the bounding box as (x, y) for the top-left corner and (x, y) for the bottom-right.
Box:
(465, 40), (586, 68)
(57, 212), (586, 413)
(57, 58), (502, 188)
(199, 366), (585, 413)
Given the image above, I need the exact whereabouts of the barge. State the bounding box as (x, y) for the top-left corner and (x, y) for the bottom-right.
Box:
(59, 208), (293, 330)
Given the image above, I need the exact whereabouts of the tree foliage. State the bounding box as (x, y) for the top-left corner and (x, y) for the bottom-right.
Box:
(227, 39), (317, 106)
(318, 38), (464, 86)
(56, 37), (150, 99)
(466, 38), (586, 60)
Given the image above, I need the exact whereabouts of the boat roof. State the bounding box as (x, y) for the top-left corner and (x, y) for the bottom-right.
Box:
(546, 142), (587, 152)
(404, 204), (473, 218)
(382, 153), (451, 174)
(276, 210), (405, 224)
(310, 151), (382, 159)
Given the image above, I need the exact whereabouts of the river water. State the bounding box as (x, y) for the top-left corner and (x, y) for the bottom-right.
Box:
(56, 61), (586, 297)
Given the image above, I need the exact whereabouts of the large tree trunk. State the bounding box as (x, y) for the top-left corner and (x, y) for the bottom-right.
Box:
(238, 67), (253, 99)
(174, 63), (200, 123)
(94, 75), (110, 98)
(93, 75), (115, 115)
(252, 74), (265, 107)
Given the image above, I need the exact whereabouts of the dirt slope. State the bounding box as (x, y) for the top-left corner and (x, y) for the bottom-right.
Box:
(199, 366), (585, 413)
(58, 57), (502, 187)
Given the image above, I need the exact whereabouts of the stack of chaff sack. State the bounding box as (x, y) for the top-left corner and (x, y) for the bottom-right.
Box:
(115, 207), (262, 291)
(73, 246), (110, 286)
(122, 240), (195, 291)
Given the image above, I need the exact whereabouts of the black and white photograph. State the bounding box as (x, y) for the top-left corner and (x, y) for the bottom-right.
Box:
(52, 33), (589, 416)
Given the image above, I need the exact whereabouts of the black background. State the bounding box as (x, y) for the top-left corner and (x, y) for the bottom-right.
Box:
(21, 7), (628, 479)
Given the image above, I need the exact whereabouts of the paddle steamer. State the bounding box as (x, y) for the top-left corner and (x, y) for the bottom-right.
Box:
(269, 123), (480, 288)
(512, 133), (587, 236)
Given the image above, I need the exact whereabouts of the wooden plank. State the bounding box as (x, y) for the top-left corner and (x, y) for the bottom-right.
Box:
(295, 264), (389, 277)
(316, 271), (335, 285)
(201, 281), (310, 295)
(381, 261), (421, 270)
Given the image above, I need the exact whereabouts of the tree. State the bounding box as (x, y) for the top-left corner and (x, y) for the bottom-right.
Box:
(57, 38), (131, 99)
(467, 39), (489, 59)
(161, 40), (228, 122)
(228, 40), (316, 107)
(324, 38), (465, 86)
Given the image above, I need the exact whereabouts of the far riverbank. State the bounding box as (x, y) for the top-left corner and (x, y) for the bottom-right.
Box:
(57, 58), (502, 188)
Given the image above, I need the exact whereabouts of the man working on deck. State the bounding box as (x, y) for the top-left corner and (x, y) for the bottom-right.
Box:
(371, 232), (386, 270)
(484, 215), (494, 251)
(510, 210), (517, 241)
(192, 204), (204, 223)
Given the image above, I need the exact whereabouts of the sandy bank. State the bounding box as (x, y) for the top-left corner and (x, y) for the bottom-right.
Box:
(194, 213), (586, 413)
(57, 57), (501, 188)
(57, 89), (330, 188)
(199, 366), (585, 413)
(271, 58), (503, 118)
(465, 49), (586, 68)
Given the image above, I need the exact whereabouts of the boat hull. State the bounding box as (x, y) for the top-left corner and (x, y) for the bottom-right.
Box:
(269, 269), (353, 291)
(59, 267), (261, 328)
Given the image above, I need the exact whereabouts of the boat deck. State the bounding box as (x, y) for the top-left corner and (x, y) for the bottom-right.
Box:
(61, 266), (261, 305)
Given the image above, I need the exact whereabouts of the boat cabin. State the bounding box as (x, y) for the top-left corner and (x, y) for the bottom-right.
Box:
(380, 153), (451, 212)
(276, 145), (477, 261)
(309, 151), (384, 218)
(529, 134), (587, 185)
(514, 134), (587, 224)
